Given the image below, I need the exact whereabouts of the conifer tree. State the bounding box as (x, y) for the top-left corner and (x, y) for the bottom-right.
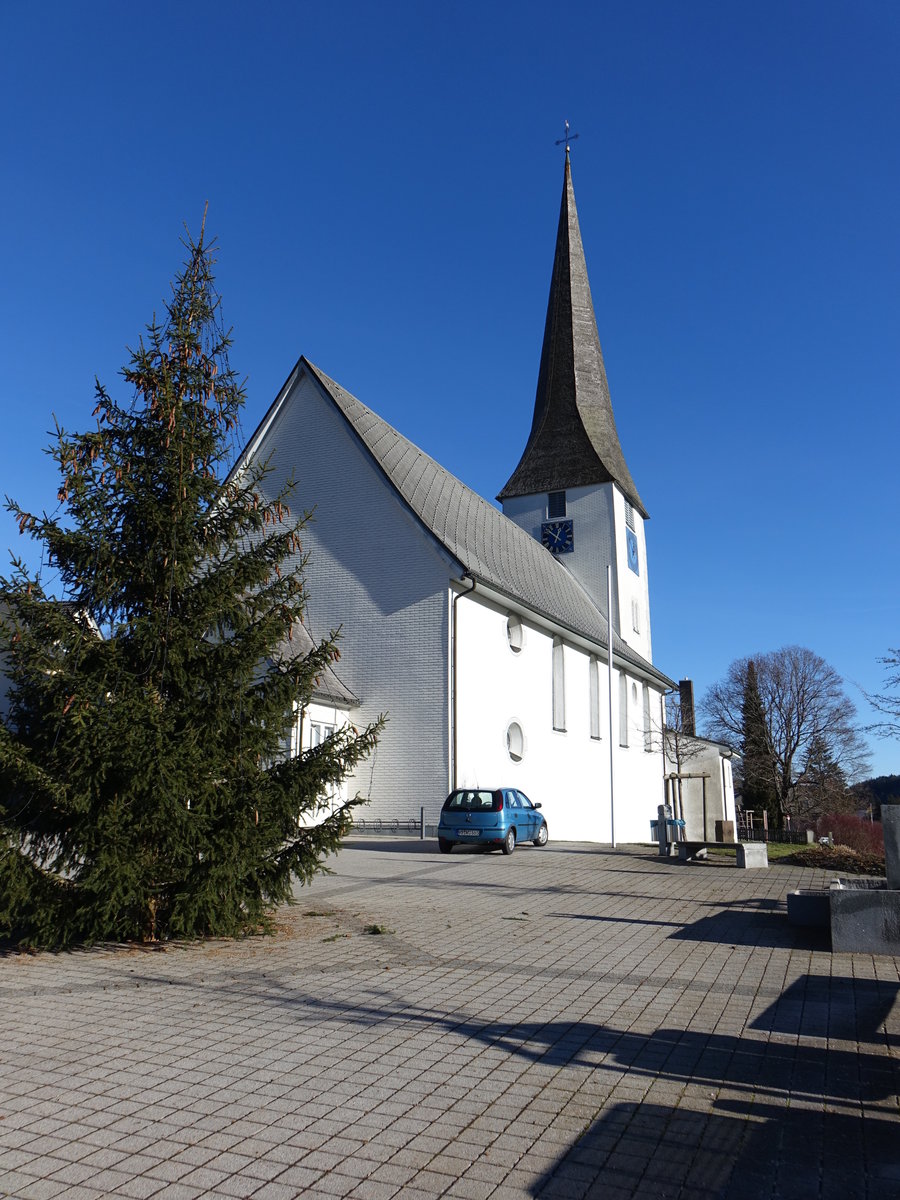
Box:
(740, 659), (779, 828)
(0, 222), (382, 948)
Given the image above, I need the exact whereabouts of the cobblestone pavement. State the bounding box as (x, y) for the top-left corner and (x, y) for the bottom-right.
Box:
(2, 841), (899, 1200)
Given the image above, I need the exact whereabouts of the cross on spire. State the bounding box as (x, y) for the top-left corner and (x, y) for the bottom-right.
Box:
(555, 120), (579, 155)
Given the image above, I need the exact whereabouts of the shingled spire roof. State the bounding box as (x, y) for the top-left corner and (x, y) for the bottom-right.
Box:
(498, 153), (647, 518)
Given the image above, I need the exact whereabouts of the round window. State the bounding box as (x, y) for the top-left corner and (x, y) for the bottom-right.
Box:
(507, 615), (524, 654)
(506, 721), (524, 762)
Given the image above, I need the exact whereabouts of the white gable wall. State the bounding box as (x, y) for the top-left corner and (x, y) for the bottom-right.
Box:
(454, 588), (665, 844)
(664, 738), (736, 842)
(249, 367), (454, 822)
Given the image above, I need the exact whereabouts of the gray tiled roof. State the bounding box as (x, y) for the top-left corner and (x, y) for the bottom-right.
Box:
(498, 156), (648, 518)
(304, 360), (671, 687)
(271, 620), (358, 708)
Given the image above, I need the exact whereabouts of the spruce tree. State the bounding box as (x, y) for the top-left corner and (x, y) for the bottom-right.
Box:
(800, 733), (850, 818)
(0, 223), (382, 948)
(740, 659), (779, 829)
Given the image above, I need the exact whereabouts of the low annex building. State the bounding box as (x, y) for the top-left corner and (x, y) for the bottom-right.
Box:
(234, 152), (679, 843)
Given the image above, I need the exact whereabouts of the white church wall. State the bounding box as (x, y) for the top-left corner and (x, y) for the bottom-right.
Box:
(249, 368), (453, 822)
(617, 673), (668, 843)
(454, 590), (665, 844)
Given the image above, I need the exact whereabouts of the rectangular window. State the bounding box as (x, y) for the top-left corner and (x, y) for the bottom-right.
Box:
(552, 637), (566, 731)
(632, 598), (641, 634)
(643, 685), (652, 752)
(589, 657), (601, 740)
(618, 673), (628, 746)
(310, 721), (336, 748)
(548, 490), (567, 519)
(625, 500), (635, 530)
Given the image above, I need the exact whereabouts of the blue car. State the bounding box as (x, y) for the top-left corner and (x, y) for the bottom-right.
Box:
(437, 788), (548, 855)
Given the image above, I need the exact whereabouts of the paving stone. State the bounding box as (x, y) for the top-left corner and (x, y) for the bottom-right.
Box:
(1, 844), (898, 1200)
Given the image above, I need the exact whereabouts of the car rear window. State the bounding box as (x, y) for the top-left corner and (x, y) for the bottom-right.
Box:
(444, 790), (499, 812)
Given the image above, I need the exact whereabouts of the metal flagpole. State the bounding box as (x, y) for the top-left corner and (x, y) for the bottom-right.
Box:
(607, 564), (616, 849)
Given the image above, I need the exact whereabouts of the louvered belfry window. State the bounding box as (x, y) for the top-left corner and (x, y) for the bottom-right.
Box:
(548, 491), (567, 519)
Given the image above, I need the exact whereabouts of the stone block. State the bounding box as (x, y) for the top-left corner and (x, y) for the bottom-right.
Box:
(735, 842), (768, 869)
(882, 804), (900, 889)
(830, 879), (900, 955)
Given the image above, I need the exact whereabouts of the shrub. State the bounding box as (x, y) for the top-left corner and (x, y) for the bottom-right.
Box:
(815, 813), (884, 859)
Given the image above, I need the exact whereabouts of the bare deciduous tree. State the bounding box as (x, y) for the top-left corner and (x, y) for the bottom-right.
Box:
(866, 648), (900, 740)
(700, 646), (870, 820)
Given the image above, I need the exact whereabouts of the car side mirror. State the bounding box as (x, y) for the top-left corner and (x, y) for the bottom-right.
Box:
(533, 802), (542, 810)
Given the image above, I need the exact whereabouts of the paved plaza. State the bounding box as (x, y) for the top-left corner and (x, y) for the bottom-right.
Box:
(2, 841), (899, 1200)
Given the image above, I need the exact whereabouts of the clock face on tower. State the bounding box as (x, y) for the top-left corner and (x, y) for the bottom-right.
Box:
(626, 528), (639, 575)
(541, 519), (574, 554)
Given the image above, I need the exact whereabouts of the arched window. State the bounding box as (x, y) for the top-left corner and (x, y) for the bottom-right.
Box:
(507, 615), (524, 654)
(619, 674), (629, 746)
(642, 684), (652, 751)
(589, 657), (601, 740)
(552, 637), (566, 731)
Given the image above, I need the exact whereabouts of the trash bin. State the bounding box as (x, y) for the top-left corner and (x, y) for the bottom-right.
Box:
(650, 819), (659, 841)
(666, 818), (686, 843)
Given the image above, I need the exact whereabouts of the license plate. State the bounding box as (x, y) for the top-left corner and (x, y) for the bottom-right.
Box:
(457, 830), (480, 837)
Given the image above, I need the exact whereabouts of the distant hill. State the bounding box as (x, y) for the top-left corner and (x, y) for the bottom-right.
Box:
(852, 774), (900, 815)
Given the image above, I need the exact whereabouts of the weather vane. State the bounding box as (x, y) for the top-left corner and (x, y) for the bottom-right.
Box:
(555, 120), (579, 154)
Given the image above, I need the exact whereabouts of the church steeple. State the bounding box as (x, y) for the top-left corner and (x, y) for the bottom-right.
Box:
(498, 153), (647, 519)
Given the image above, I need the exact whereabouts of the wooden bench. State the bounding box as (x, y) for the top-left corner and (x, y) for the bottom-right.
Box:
(677, 841), (768, 868)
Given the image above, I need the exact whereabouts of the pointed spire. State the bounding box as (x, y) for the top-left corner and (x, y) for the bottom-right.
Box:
(498, 155), (647, 518)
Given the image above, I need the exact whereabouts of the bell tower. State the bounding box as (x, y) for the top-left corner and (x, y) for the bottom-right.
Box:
(498, 149), (652, 662)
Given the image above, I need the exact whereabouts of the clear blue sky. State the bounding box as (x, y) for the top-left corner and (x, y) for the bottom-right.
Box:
(2, 1), (898, 777)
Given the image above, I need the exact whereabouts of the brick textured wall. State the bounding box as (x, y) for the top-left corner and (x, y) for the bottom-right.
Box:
(249, 368), (452, 822)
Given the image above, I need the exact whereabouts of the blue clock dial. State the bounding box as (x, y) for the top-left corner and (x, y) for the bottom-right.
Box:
(541, 520), (574, 555)
(626, 529), (639, 574)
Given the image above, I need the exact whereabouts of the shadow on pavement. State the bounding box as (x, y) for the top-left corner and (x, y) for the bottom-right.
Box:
(750, 975), (898, 1044)
(341, 837), (441, 854)
(127, 963), (900, 1197)
(529, 1099), (900, 1199)
(550, 896), (830, 951)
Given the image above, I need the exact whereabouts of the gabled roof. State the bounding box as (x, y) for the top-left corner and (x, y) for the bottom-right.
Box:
(498, 155), (647, 518)
(302, 360), (671, 687)
(272, 621), (358, 709)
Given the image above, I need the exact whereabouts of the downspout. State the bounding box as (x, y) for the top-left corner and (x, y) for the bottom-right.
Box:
(721, 747), (733, 825)
(451, 573), (476, 791)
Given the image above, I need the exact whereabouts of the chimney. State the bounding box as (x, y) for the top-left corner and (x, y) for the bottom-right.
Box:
(679, 679), (696, 736)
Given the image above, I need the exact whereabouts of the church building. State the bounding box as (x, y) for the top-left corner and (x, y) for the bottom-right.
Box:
(234, 152), (676, 844)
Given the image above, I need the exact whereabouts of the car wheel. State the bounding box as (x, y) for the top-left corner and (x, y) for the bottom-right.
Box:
(502, 828), (516, 856)
(533, 822), (548, 847)
(438, 838), (453, 854)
